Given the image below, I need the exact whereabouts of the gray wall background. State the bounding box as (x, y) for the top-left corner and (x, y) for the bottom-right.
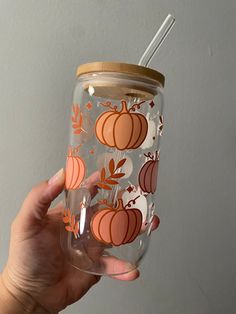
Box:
(0, 1), (235, 313)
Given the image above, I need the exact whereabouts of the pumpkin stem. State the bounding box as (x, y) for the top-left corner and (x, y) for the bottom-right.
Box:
(120, 100), (128, 113)
(116, 198), (124, 210)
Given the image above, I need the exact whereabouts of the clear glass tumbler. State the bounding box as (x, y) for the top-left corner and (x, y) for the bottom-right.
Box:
(60, 62), (165, 276)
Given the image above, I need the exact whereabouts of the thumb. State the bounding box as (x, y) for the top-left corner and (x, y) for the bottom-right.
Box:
(15, 168), (65, 233)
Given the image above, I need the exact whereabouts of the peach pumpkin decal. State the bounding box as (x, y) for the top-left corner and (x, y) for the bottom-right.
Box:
(95, 100), (148, 150)
(90, 199), (142, 246)
(65, 146), (85, 190)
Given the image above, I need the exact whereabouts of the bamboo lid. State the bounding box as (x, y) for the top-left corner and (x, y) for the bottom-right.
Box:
(76, 62), (165, 87)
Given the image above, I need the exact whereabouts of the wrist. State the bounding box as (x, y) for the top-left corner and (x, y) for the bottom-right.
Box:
(0, 267), (49, 314)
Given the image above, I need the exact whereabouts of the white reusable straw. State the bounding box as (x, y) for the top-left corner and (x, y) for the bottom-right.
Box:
(138, 14), (176, 67)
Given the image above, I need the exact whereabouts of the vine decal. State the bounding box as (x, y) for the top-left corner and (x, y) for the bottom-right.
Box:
(124, 195), (141, 208)
(128, 100), (146, 112)
(122, 185), (148, 222)
(100, 101), (118, 111)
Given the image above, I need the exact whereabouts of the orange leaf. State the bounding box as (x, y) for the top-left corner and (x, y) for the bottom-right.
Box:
(72, 106), (77, 118)
(100, 168), (106, 181)
(71, 214), (76, 227)
(65, 225), (73, 232)
(74, 129), (82, 134)
(109, 158), (115, 174)
(97, 182), (112, 190)
(67, 208), (71, 218)
(105, 179), (118, 185)
(63, 217), (70, 223)
(74, 222), (79, 234)
(71, 116), (77, 123)
(78, 113), (83, 126)
(72, 123), (80, 128)
(73, 104), (79, 115)
(111, 173), (125, 178)
(116, 158), (126, 169)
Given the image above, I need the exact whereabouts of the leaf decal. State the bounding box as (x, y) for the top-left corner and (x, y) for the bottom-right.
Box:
(63, 216), (70, 223)
(74, 129), (82, 135)
(74, 222), (79, 235)
(109, 158), (115, 173)
(67, 208), (71, 219)
(71, 104), (84, 135)
(78, 113), (83, 126)
(62, 208), (79, 239)
(111, 173), (125, 178)
(97, 182), (112, 190)
(96, 158), (127, 190)
(72, 123), (80, 128)
(65, 226), (73, 232)
(105, 179), (118, 185)
(71, 215), (75, 226)
(116, 158), (126, 169)
(100, 168), (106, 181)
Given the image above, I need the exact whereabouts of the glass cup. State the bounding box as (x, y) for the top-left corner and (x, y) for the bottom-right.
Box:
(60, 62), (165, 276)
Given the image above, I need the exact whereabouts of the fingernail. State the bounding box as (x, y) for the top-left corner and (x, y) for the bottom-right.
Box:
(48, 168), (64, 186)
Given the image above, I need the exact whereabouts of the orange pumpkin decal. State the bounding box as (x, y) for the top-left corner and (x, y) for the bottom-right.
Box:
(138, 151), (159, 194)
(90, 199), (142, 246)
(65, 146), (85, 190)
(95, 100), (148, 150)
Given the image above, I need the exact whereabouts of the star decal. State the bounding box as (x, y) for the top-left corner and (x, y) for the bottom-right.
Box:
(86, 102), (93, 110)
(127, 185), (134, 193)
(149, 100), (155, 108)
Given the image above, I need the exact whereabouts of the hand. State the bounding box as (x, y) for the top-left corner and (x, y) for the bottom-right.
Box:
(0, 169), (159, 313)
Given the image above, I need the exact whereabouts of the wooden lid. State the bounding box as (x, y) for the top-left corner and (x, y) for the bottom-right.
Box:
(76, 62), (165, 87)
